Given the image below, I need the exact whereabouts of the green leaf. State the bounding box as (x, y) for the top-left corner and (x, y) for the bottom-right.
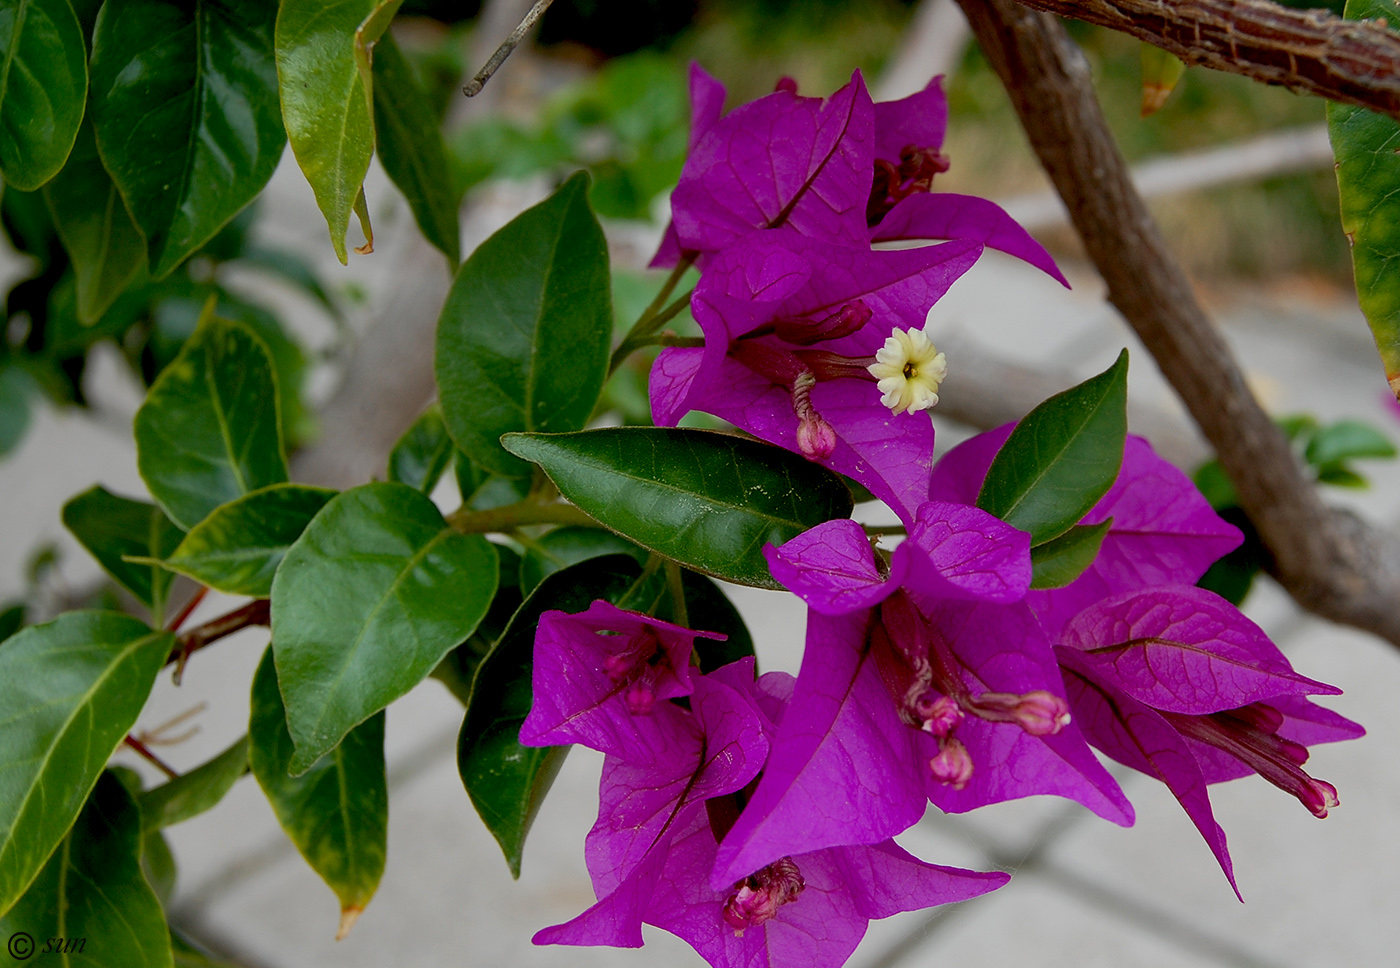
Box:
(0, 603), (23, 643)
(61, 485), (184, 616)
(0, 0), (87, 191)
(0, 612), (173, 917)
(1029, 518), (1114, 590)
(138, 736), (249, 830)
(171, 931), (240, 968)
(1329, 0), (1400, 399)
(1305, 418), (1397, 466)
(502, 428), (855, 589)
(141, 828), (177, 905)
(387, 406), (455, 493)
(436, 172), (612, 475)
(271, 482), (497, 774)
(431, 545), (524, 705)
(1139, 41), (1185, 118)
(88, 0), (283, 278)
(275, 0), (402, 263)
(0, 772), (174, 967)
(162, 484), (335, 597)
(249, 649), (385, 937)
(372, 33), (461, 264)
(1314, 464), (1369, 488)
(518, 525), (646, 595)
(455, 452), (532, 511)
(0, 365), (32, 456)
(676, 571), (756, 674)
(42, 118), (146, 322)
(460, 554), (651, 876)
(1196, 507), (1264, 606)
(134, 313), (287, 529)
(977, 350), (1129, 545)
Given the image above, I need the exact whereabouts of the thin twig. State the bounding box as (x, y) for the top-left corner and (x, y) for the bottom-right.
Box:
(166, 585), (209, 633)
(956, 0), (1400, 648)
(462, 0), (556, 97)
(1010, 0), (1400, 123)
(164, 599), (272, 671)
(124, 734), (180, 779)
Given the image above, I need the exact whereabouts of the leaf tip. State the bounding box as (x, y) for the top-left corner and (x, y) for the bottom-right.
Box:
(337, 905), (364, 940)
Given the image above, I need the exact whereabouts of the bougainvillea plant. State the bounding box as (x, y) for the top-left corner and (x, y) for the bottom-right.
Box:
(0, 1), (1383, 966)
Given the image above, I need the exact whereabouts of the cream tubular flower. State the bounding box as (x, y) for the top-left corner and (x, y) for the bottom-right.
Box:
(867, 326), (947, 415)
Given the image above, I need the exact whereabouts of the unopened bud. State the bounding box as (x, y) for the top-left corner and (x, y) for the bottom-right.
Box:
(929, 736), (973, 789)
(972, 690), (1070, 736)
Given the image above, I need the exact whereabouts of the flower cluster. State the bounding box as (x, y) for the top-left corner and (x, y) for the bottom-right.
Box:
(524, 67), (1363, 966)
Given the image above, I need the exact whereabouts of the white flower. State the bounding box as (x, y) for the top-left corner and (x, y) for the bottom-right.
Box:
(867, 327), (947, 415)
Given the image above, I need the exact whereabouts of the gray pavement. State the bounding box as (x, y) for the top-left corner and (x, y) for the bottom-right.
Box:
(3, 148), (1398, 967)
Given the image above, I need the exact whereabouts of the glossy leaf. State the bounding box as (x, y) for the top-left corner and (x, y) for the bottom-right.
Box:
(460, 554), (653, 876)
(88, 0), (283, 278)
(977, 350), (1128, 545)
(134, 313), (287, 529)
(249, 649), (386, 936)
(139, 735), (249, 830)
(271, 482), (497, 774)
(162, 484), (335, 597)
(276, 0), (402, 263)
(61, 485), (184, 616)
(436, 172), (612, 475)
(1329, 0), (1400, 398)
(42, 119), (145, 322)
(372, 33), (460, 264)
(432, 545), (525, 705)
(387, 406), (455, 493)
(0, 612), (173, 917)
(0, 0), (87, 191)
(1030, 518), (1114, 590)
(518, 525), (646, 595)
(502, 428), (855, 589)
(0, 772), (174, 967)
(456, 453), (532, 511)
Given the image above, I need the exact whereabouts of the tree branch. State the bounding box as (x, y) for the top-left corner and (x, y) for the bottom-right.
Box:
(1011, 0), (1400, 123)
(956, 0), (1400, 648)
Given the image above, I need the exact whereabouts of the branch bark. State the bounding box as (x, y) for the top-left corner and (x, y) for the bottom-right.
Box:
(955, 0), (1400, 648)
(1010, 0), (1400, 123)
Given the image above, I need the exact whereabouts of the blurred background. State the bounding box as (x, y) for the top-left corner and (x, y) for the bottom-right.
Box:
(3, 0), (1399, 965)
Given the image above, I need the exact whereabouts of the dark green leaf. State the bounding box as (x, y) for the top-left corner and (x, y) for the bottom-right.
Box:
(0, 772), (174, 966)
(89, 0), (283, 277)
(460, 554), (650, 876)
(139, 736), (249, 830)
(0, 365), (32, 456)
(518, 525), (646, 595)
(1029, 518), (1113, 590)
(455, 452), (531, 511)
(0, 603), (23, 643)
(171, 931), (240, 968)
(162, 484), (335, 597)
(0, 0), (87, 191)
(502, 428), (855, 589)
(1196, 508), (1265, 606)
(1305, 418), (1397, 466)
(0, 612), (173, 917)
(1191, 459), (1237, 511)
(134, 313), (287, 529)
(142, 828), (177, 904)
(42, 118), (145, 322)
(1314, 464), (1369, 488)
(372, 33), (460, 264)
(431, 545), (524, 705)
(276, 0), (402, 263)
(249, 649), (385, 936)
(436, 172), (612, 475)
(387, 406), (455, 493)
(1330, 0), (1400, 398)
(676, 572), (756, 674)
(62, 485), (184, 616)
(977, 350), (1129, 545)
(271, 482), (497, 774)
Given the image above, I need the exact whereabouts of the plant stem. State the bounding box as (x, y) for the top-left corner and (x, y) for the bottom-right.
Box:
(447, 499), (597, 534)
(124, 734), (180, 779)
(609, 255), (697, 375)
(462, 0), (556, 97)
(164, 598), (272, 673)
(665, 560), (689, 628)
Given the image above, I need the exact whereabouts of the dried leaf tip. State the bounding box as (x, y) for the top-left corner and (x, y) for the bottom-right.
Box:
(337, 906), (364, 940)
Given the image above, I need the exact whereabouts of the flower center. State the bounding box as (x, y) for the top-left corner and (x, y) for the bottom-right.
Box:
(1163, 703), (1339, 818)
(722, 857), (806, 932)
(867, 143), (952, 224)
(875, 592), (1071, 787)
(599, 627), (669, 716)
(867, 327), (947, 416)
